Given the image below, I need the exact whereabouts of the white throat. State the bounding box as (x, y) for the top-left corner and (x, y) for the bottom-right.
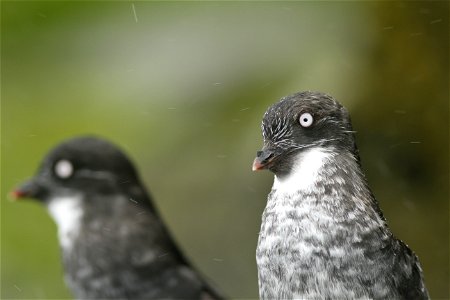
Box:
(47, 196), (83, 249)
(272, 147), (332, 194)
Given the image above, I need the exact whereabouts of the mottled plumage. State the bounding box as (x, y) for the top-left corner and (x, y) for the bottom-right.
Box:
(253, 91), (428, 299)
(12, 136), (222, 300)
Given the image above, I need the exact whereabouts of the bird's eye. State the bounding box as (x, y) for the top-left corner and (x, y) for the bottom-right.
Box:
(54, 160), (74, 179)
(299, 113), (313, 127)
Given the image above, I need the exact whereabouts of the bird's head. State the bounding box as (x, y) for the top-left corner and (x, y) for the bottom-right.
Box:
(10, 136), (141, 203)
(252, 91), (357, 176)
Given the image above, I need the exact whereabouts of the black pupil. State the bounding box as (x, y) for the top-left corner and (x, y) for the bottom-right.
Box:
(303, 118), (308, 122)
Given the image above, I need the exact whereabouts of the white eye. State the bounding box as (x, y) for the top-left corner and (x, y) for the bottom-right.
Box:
(299, 113), (313, 127)
(54, 160), (74, 179)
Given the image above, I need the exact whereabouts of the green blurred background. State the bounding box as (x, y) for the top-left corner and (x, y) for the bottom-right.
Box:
(2, 1), (448, 299)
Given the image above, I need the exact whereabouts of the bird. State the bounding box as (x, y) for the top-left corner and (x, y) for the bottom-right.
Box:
(252, 91), (429, 299)
(11, 136), (223, 300)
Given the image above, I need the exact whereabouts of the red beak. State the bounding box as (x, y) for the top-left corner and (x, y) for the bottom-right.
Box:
(9, 179), (42, 201)
(252, 157), (266, 171)
(9, 189), (27, 200)
(252, 149), (275, 171)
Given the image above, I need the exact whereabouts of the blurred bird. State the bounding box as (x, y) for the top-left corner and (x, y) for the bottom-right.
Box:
(252, 91), (429, 299)
(11, 136), (222, 300)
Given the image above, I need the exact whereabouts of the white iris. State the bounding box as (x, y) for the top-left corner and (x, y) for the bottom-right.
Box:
(299, 113), (313, 127)
(54, 160), (74, 178)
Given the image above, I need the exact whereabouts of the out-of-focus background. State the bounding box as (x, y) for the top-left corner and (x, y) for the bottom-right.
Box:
(2, 1), (448, 299)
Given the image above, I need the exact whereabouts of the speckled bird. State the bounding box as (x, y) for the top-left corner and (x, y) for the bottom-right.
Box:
(252, 91), (429, 299)
(12, 136), (222, 300)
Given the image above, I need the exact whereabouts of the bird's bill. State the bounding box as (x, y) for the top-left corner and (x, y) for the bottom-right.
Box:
(252, 149), (276, 171)
(9, 179), (42, 201)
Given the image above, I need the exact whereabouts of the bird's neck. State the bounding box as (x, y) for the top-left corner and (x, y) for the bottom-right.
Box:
(47, 195), (84, 250)
(273, 147), (335, 195)
(270, 147), (380, 221)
